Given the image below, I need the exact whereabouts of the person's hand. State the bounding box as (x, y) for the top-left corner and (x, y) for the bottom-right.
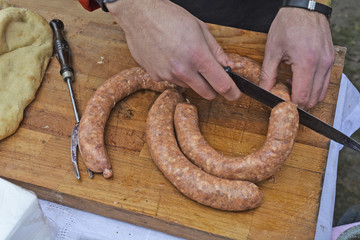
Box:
(106, 0), (240, 101)
(259, 8), (334, 110)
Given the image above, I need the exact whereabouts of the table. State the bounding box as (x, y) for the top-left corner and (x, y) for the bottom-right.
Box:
(35, 74), (360, 240)
(0, 1), (352, 239)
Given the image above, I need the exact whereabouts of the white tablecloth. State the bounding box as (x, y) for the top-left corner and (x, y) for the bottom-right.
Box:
(316, 74), (360, 240)
(38, 74), (360, 240)
(38, 200), (182, 240)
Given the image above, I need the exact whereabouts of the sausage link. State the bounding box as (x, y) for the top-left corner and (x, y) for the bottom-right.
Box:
(270, 82), (291, 101)
(227, 53), (291, 101)
(227, 53), (262, 85)
(173, 54), (299, 182)
(79, 67), (180, 178)
(146, 89), (263, 211)
(174, 101), (299, 182)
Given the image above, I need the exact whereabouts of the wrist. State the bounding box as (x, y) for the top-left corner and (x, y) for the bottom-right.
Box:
(106, 0), (149, 33)
(106, 0), (163, 33)
(106, 0), (124, 14)
(106, 0), (136, 27)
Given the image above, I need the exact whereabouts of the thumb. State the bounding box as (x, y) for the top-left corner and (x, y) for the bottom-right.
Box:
(259, 51), (282, 91)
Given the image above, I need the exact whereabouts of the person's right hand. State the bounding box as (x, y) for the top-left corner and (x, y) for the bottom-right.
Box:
(106, 0), (240, 101)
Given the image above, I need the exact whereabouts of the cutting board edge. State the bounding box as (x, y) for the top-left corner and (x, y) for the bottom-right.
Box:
(1, 176), (235, 240)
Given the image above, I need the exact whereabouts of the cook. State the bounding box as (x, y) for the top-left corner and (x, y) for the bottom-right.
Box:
(78, 0), (334, 110)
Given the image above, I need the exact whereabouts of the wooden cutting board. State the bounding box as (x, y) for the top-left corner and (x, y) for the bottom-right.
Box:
(0, 1), (346, 239)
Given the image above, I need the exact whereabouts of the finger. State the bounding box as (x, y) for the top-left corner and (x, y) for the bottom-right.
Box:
(319, 43), (334, 102)
(170, 78), (190, 88)
(319, 68), (332, 102)
(199, 21), (234, 68)
(148, 70), (190, 88)
(196, 54), (241, 101)
(290, 63), (316, 110)
(175, 67), (217, 100)
(188, 21), (240, 101)
(306, 52), (334, 108)
(306, 69), (326, 109)
(190, 37), (240, 101)
(259, 47), (282, 91)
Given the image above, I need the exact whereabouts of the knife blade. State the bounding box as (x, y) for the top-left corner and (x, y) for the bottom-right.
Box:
(224, 67), (360, 153)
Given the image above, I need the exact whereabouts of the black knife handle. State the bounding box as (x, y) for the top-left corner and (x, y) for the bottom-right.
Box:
(49, 19), (74, 82)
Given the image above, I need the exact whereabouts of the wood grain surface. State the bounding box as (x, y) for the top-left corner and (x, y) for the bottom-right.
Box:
(0, 0), (346, 239)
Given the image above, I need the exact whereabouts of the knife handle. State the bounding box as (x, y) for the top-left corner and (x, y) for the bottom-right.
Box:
(49, 19), (74, 82)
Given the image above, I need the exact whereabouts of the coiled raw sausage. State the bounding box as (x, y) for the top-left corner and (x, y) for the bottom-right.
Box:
(173, 54), (299, 182)
(174, 101), (299, 182)
(79, 67), (179, 178)
(146, 89), (263, 211)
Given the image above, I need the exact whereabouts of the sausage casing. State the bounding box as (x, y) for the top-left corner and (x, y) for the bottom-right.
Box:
(146, 89), (262, 211)
(79, 67), (179, 178)
(174, 101), (299, 182)
(173, 54), (299, 182)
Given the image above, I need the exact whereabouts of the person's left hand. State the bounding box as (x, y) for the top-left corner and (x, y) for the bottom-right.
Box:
(259, 7), (334, 110)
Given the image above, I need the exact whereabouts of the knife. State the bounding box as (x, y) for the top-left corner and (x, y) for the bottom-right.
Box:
(224, 67), (360, 153)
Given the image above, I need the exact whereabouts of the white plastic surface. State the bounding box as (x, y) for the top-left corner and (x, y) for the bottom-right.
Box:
(0, 178), (56, 240)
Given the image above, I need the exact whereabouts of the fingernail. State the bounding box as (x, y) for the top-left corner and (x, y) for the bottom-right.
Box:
(204, 92), (217, 100)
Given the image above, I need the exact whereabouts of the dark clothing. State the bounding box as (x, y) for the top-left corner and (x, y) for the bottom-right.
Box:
(170, 0), (282, 33)
(79, 0), (282, 33)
